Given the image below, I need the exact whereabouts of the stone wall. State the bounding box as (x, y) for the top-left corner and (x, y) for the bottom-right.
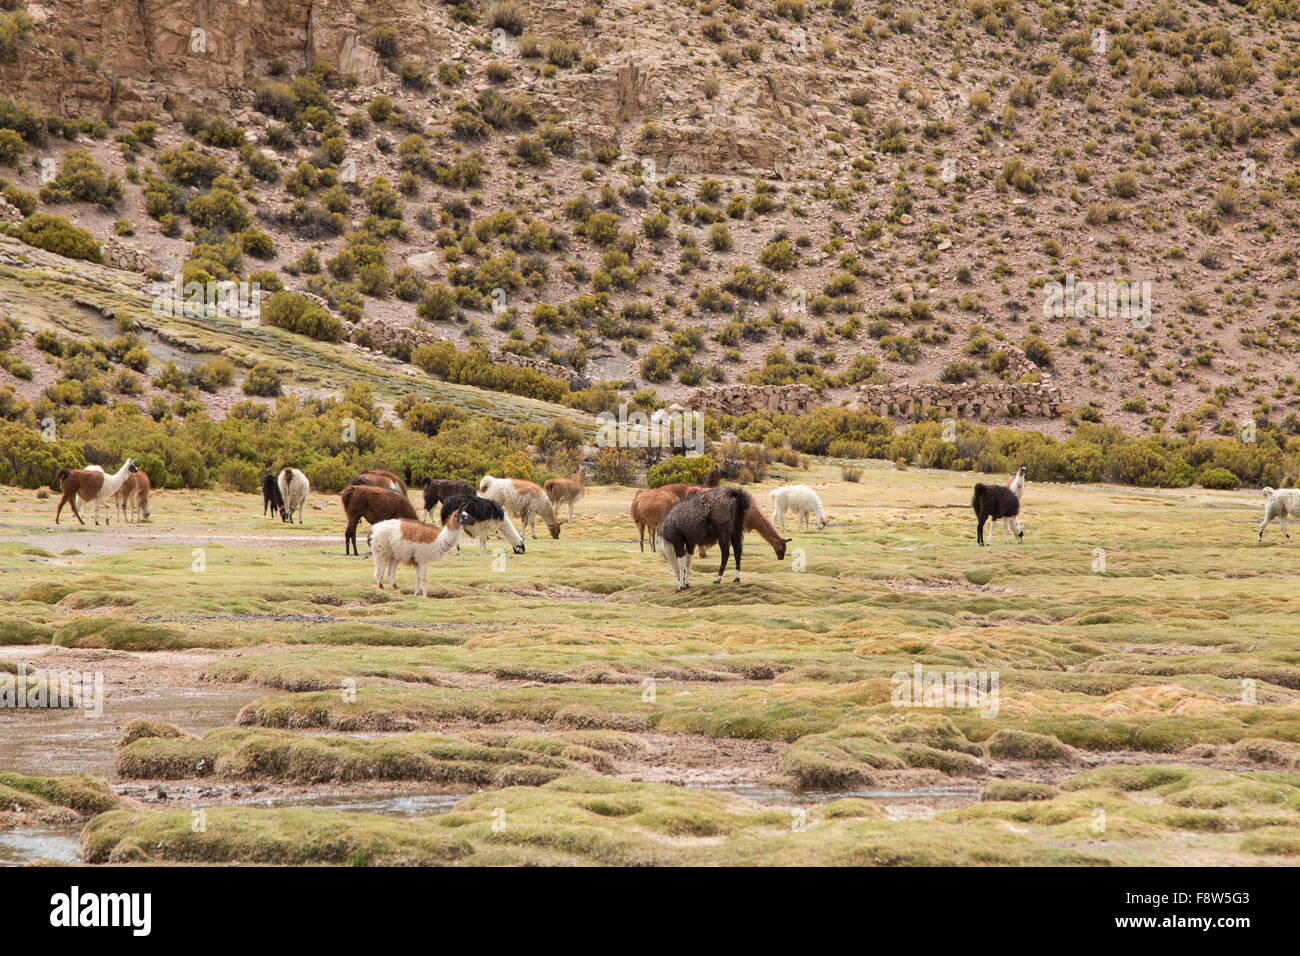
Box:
(684, 383), (820, 415)
(685, 346), (1067, 421)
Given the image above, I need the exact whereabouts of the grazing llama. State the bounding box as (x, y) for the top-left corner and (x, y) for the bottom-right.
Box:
(972, 482), (1023, 546)
(278, 467), (310, 524)
(630, 486), (705, 552)
(478, 475), (561, 538)
(370, 510), (474, 596)
(340, 484), (418, 556)
(769, 485), (827, 533)
(350, 469), (408, 496)
(744, 503), (792, 559)
(658, 487), (752, 591)
(262, 473), (286, 520)
(55, 460), (138, 525)
(440, 494), (526, 555)
(543, 468), (586, 522)
(421, 478), (477, 521)
(115, 470), (151, 523)
(1258, 487), (1300, 541)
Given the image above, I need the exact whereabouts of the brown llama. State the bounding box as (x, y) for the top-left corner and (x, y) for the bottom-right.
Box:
(340, 484), (418, 556)
(55, 459), (138, 525)
(350, 469), (409, 497)
(543, 467), (586, 522)
(631, 486), (706, 552)
(115, 470), (152, 523)
(422, 478), (477, 520)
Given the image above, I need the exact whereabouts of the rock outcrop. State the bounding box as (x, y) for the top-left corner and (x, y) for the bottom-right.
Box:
(2, 1), (451, 122)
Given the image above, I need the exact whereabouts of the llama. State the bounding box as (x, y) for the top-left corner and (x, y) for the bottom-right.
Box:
(370, 510), (473, 596)
(972, 482), (1023, 546)
(340, 484), (418, 556)
(631, 486), (706, 552)
(440, 494), (526, 555)
(769, 485), (827, 533)
(1007, 465), (1028, 498)
(744, 502), (792, 560)
(115, 470), (151, 523)
(278, 467), (310, 524)
(1002, 465), (1029, 541)
(478, 475), (561, 539)
(350, 469), (408, 497)
(1258, 487), (1300, 541)
(55, 459), (138, 525)
(658, 487), (752, 591)
(262, 473), (286, 520)
(422, 478), (477, 521)
(544, 468), (586, 522)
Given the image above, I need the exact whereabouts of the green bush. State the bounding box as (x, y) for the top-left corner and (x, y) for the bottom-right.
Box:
(261, 292), (344, 342)
(1198, 466), (1241, 490)
(645, 455), (718, 488)
(38, 149), (122, 208)
(8, 213), (101, 262)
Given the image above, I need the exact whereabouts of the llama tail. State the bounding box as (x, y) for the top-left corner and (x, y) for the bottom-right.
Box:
(56, 468), (70, 485)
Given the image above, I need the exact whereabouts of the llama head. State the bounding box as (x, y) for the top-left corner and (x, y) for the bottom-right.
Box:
(126, 459), (138, 473)
(1017, 465), (1028, 479)
(547, 517), (561, 539)
(512, 541), (526, 554)
(775, 537), (792, 560)
(458, 510), (476, 527)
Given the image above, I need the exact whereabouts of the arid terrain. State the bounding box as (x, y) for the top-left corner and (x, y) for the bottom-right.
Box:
(0, 0), (1299, 435)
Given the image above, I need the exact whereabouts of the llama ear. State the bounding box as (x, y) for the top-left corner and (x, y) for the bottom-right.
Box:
(782, 537), (792, 543)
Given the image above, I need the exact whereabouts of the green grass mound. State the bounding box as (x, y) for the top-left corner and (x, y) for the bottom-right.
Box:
(985, 730), (1076, 762)
(81, 807), (473, 865)
(780, 718), (986, 790)
(0, 772), (122, 830)
(116, 727), (595, 787)
(53, 618), (187, 651)
(981, 781), (1060, 802)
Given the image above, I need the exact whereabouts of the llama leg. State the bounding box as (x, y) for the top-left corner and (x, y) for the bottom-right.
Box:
(774, 504), (785, 534)
(1283, 514), (1290, 540)
(346, 519), (357, 556)
(417, 562), (427, 598)
(732, 530), (743, 582)
(977, 512), (987, 547)
(715, 539), (729, 584)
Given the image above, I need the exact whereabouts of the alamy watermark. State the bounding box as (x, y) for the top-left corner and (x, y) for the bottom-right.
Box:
(0, 666), (104, 718)
(1042, 274), (1151, 329)
(891, 663), (999, 717)
(151, 278), (261, 327)
(595, 403), (706, 455)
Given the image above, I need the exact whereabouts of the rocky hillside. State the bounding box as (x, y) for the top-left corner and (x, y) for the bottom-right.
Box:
(2, 0), (1299, 438)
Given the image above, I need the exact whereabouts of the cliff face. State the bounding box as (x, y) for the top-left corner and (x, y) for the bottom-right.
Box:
(8, 0), (447, 121)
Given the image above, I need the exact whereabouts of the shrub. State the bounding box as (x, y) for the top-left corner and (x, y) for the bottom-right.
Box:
(645, 454), (718, 488)
(38, 149), (123, 208)
(8, 213), (101, 262)
(1198, 466), (1241, 490)
(261, 292), (344, 342)
(241, 362), (282, 397)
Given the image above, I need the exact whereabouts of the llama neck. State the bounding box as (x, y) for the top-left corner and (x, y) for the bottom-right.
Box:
(103, 465), (132, 496)
(747, 508), (786, 552)
(434, 523), (461, 558)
